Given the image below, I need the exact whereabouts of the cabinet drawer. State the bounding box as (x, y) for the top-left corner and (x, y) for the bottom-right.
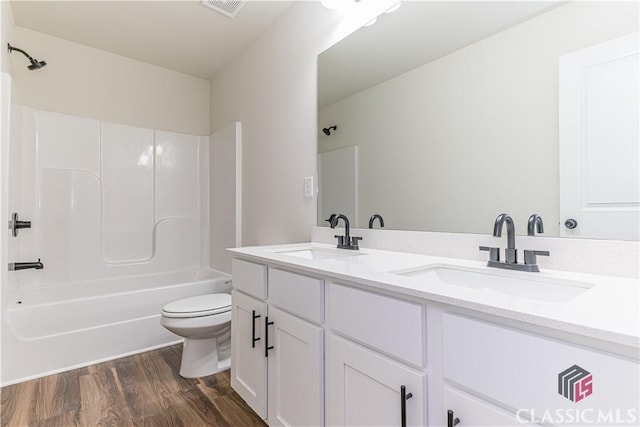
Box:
(268, 268), (323, 324)
(444, 386), (538, 427)
(443, 314), (639, 424)
(329, 283), (426, 367)
(232, 259), (267, 299)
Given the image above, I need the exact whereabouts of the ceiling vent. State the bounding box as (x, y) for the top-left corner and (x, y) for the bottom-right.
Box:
(201, 0), (247, 18)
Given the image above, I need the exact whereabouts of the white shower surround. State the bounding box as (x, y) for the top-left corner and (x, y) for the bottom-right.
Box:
(1, 103), (223, 385)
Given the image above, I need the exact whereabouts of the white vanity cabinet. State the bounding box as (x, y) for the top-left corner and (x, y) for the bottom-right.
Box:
(327, 282), (428, 427)
(230, 252), (639, 427)
(441, 313), (640, 426)
(230, 259), (324, 426)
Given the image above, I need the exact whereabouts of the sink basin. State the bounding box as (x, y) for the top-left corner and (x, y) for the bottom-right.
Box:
(277, 248), (363, 261)
(397, 266), (593, 303)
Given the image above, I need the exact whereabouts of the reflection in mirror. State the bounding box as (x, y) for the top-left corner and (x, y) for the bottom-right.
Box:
(317, 1), (639, 239)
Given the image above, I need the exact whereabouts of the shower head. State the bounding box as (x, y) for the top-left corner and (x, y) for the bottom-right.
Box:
(7, 43), (47, 71)
(323, 125), (337, 136)
(28, 60), (47, 70)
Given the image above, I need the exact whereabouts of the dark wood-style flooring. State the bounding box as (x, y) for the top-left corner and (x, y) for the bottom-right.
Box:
(0, 344), (266, 427)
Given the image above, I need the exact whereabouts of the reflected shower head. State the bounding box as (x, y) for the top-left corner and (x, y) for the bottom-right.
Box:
(28, 60), (47, 70)
(7, 43), (47, 71)
(323, 125), (337, 136)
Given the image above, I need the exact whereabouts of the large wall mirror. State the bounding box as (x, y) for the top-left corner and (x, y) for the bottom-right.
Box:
(317, 1), (639, 240)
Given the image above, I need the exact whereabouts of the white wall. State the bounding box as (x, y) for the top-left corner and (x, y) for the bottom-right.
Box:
(209, 1), (397, 246)
(318, 1), (639, 236)
(10, 26), (210, 135)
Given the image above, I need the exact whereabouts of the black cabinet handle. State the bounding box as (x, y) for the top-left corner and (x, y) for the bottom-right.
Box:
(264, 316), (274, 358)
(400, 385), (413, 427)
(251, 310), (261, 348)
(447, 410), (460, 427)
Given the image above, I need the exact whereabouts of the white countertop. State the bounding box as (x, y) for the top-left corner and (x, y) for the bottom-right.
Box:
(229, 242), (640, 349)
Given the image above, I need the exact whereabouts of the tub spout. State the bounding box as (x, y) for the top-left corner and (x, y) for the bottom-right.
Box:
(9, 259), (44, 271)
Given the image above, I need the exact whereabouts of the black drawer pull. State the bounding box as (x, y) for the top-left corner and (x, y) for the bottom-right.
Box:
(265, 316), (274, 358)
(400, 385), (413, 427)
(447, 409), (460, 427)
(251, 310), (261, 348)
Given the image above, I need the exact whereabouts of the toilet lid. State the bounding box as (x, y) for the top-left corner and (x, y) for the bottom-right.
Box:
(162, 294), (231, 317)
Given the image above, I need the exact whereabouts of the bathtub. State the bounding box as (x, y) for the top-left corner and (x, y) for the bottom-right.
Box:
(1, 267), (231, 385)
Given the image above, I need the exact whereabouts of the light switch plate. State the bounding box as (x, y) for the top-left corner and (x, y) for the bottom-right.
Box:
(304, 176), (314, 198)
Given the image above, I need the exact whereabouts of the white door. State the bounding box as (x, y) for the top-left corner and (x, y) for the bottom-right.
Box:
(327, 334), (427, 427)
(559, 32), (639, 240)
(230, 290), (268, 419)
(318, 146), (358, 226)
(267, 307), (324, 427)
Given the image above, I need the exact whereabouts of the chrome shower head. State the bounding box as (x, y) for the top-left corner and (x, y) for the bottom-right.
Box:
(8, 43), (47, 71)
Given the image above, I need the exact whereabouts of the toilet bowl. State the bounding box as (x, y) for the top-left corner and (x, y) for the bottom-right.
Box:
(160, 293), (231, 378)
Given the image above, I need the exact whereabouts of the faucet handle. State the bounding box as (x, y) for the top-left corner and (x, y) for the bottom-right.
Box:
(524, 250), (549, 266)
(350, 236), (362, 249)
(479, 246), (500, 262)
(334, 235), (345, 246)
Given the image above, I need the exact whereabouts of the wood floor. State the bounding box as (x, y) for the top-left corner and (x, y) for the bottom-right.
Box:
(0, 345), (267, 427)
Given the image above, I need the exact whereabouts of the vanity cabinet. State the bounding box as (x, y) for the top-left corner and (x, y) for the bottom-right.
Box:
(328, 334), (427, 427)
(327, 282), (428, 427)
(230, 254), (639, 427)
(442, 313), (640, 426)
(230, 259), (324, 426)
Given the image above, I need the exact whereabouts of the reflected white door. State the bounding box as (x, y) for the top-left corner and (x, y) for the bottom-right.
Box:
(559, 32), (639, 240)
(318, 146), (358, 227)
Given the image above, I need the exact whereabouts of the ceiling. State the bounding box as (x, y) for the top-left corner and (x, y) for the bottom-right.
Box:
(318, 1), (560, 107)
(11, 1), (294, 80)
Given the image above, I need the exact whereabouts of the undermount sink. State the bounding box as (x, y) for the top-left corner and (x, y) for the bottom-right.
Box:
(397, 266), (594, 303)
(277, 248), (364, 261)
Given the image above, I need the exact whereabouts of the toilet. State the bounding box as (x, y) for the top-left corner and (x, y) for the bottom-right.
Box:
(160, 293), (232, 378)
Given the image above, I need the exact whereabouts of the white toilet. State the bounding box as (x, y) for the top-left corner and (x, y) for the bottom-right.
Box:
(160, 293), (232, 378)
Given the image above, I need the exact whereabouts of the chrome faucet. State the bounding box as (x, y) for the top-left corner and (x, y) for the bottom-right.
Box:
(330, 214), (362, 250)
(369, 214), (384, 229)
(480, 213), (549, 272)
(493, 213), (517, 263)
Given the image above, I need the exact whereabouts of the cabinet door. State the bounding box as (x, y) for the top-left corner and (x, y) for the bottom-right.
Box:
(231, 290), (268, 419)
(327, 334), (427, 427)
(444, 386), (539, 427)
(267, 307), (323, 427)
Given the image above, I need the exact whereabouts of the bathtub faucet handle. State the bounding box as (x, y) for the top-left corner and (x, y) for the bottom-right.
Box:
(8, 212), (31, 237)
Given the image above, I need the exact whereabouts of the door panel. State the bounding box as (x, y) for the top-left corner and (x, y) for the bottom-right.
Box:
(231, 290), (267, 419)
(267, 307), (323, 427)
(327, 334), (427, 427)
(559, 32), (639, 240)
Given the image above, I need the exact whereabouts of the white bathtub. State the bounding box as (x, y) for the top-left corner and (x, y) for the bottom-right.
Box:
(1, 267), (231, 385)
